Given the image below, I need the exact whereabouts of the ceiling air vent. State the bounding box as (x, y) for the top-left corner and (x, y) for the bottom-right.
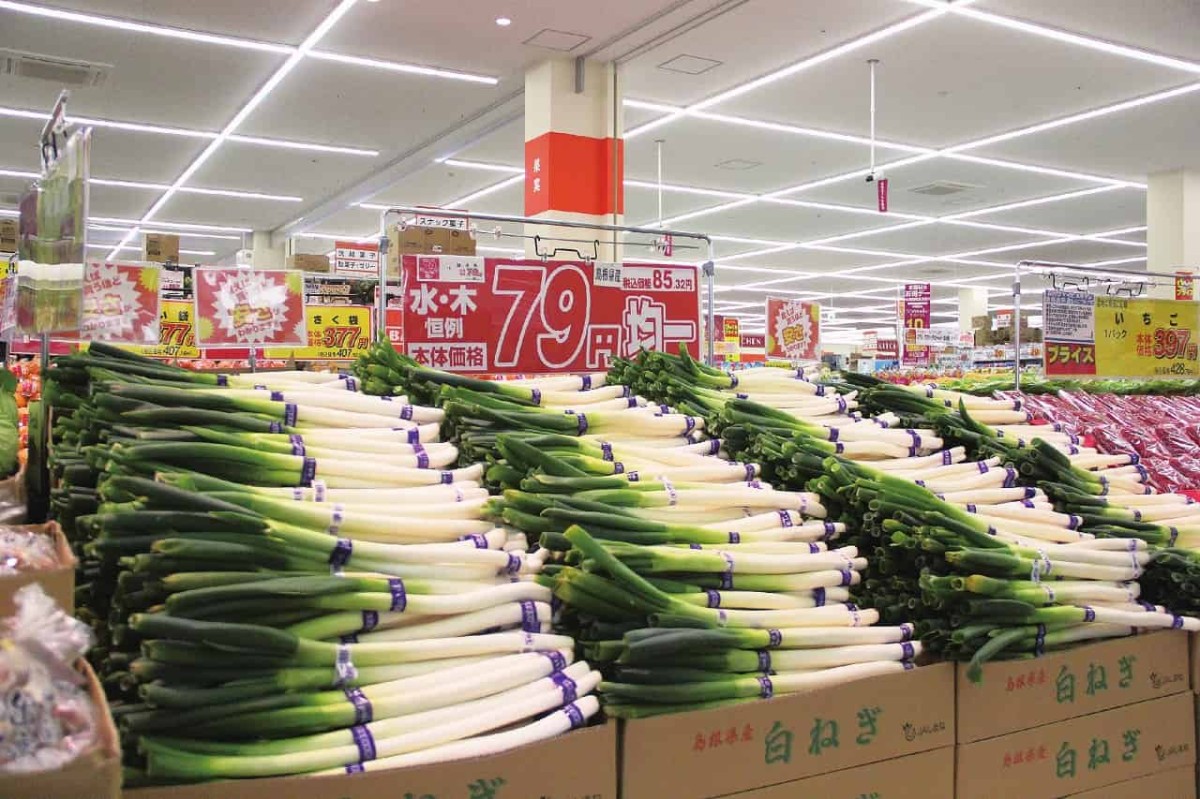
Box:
(658, 54), (723, 75)
(714, 158), (762, 171)
(523, 29), (591, 52)
(909, 180), (978, 196)
(0, 49), (110, 87)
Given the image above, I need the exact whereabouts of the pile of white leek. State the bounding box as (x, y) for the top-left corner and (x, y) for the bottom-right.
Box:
(46, 343), (598, 784)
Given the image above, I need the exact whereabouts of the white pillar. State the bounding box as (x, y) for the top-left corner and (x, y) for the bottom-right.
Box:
(957, 286), (989, 333)
(524, 58), (623, 261)
(1148, 169), (1200, 296)
(251, 231), (285, 269)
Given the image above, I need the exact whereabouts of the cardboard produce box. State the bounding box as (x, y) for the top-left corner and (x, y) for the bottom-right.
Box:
(955, 692), (1195, 799)
(126, 722), (615, 799)
(1061, 764), (1195, 798)
(0, 217), (17, 252)
(386, 225), (475, 277)
(957, 631), (1189, 743)
(721, 745), (953, 799)
(0, 521), (77, 616)
(619, 663), (955, 799)
(4, 660), (121, 799)
(144, 232), (180, 264)
(288, 253), (331, 273)
(1191, 631), (1200, 692)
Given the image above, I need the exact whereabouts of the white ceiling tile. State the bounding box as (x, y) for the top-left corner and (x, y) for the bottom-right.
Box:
(621, 0), (919, 106)
(845, 222), (1045, 257)
(157, 192), (294, 232)
(0, 13), (284, 129)
(716, 14), (1191, 147)
(990, 239), (1148, 265)
(700, 202), (903, 243)
(368, 164), (513, 209)
(973, 90), (1200, 181)
(975, 0), (1200, 62)
(965, 187), (1146, 234)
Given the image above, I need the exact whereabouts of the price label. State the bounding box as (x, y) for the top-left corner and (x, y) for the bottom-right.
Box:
(264, 305), (372, 361)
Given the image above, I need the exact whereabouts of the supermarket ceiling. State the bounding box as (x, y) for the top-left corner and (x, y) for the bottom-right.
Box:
(1, 0), (1198, 335)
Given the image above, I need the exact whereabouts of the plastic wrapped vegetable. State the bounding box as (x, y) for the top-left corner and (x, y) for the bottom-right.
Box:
(0, 584), (96, 773)
(0, 369), (18, 478)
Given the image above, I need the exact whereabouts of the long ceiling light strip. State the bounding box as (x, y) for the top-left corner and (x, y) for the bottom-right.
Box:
(0, 105), (379, 156)
(87, 242), (214, 256)
(0, 1), (499, 83)
(89, 223), (242, 241)
(107, 0), (361, 259)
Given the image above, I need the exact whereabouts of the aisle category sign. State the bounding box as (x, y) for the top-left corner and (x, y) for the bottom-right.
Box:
(193, 268), (306, 347)
(1043, 290), (1200, 378)
(765, 297), (821, 360)
(264, 305), (372, 361)
(332, 241), (380, 277)
(400, 255), (700, 373)
(902, 283), (931, 366)
(80, 261), (161, 344)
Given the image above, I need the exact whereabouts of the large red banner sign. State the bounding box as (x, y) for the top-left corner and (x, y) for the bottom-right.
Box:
(400, 256), (700, 373)
(902, 283), (931, 366)
(765, 297), (821, 360)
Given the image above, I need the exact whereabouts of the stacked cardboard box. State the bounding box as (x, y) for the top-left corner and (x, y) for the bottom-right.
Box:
(619, 663), (956, 799)
(386, 224), (476, 278)
(956, 632), (1195, 799)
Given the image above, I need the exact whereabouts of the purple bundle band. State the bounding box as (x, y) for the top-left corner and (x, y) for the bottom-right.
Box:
(813, 587), (826, 606)
(626, 397), (638, 408)
(966, 504), (977, 513)
(284, 403), (298, 427)
(719, 571), (733, 590)
(563, 704), (586, 728)
(415, 449), (429, 469)
(335, 645), (357, 684)
(901, 641), (915, 659)
(1083, 606), (1096, 622)
(768, 629), (783, 647)
(344, 377), (358, 392)
(691, 543), (703, 550)
(581, 375), (592, 390)
(400, 405), (414, 421)
(345, 764), (365, 774)
(1034, 624), (1047, 656)
(900, 623), (914, 641)
(387, 578), (407, 612)
(1170, 527), (1180, 546)
(744, 463), (756, 481)
(291, 487), (304, 501)
(1139, 600), (1154, 611)
(463, 534), (488, 549)
(1023, 487), (1036, 499)
(314, 480), (327, 502)
(289, 434), (306, 456)
(300, 457), (317, 486)
(620, 385), (632, 398)
(705, 589), (721, 608)
(269, 421), (283, 433)
(757, 650), (771, 672)
(531, 389), (542, 405)
(914, 479), (926, 488)
(827, 427), (839, 442)
(350, 725), (377, 762)
(520, 600), (540, 632)
(835, 442), (845, 454)
(600, 442), (613, 461)
(757, 676), (774, 699)
(908, 431), (922, 449)
(709, 440), (721, 454)
(836, 397), (847, 413)
(808, 542), (821, 554)
(1003, 470), (1018, 489)
(823, 521), (836, 539)
(729, 374), (739, 388)
(552, 673), (578, 703)
(340, 633), (358, 644)
(344, 687), (373, 724)
(736, 392), (749, 400)
(943, 399), (954, 409)
(1173, 615), (1185, 629)
(253, 384), (267, 390)
(839, 570), (853, 587)
(405, 428), (419, 444)
(360, 611), (378, 632)
(216, 374), (229, 386)
(329, 538), (353, 568)
(612, 461), (625, 474)
(815, 385), (826, 397)
(627, 471), (640, 482)
(683, 416), (696, 433)
(728, 532), (740, 544)
(1129, 452), (1140, 464)
(544, 651), (567, 671)
(925, 386), (935, 398)
(1099, 477), (1110, 495)
(977, 461), (990, 474)
(439, 471), (454, 484)
(778, 510), (793, 528)
(270, 390), (284, 401)
(1132, 508), (1142, 521)
(577, 413), (589, 435)
(505, 552), (522, 574)
(328, 505), (345, 534)
(942, 451), (953, 465)
(381, 394), (393, 402)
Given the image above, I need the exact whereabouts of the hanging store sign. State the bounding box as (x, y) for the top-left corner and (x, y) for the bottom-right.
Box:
(193, 268), (306, 347)
(399, 255), (700, 373)
(80, 261), (161, 344)
(765, 297), (821, 360)
(862, 330), (878, 356)
(901, 283), (931, 366)
(1043, 290), (1200, 378)
(912, 327), (959, 347)
(264, 305), (372, 361)
(332, 241), (381, 277)
(877, 178), (889, 213)
(875, 338), (899, 359)
(1176, 272), (1194, 302)
(130, 299), (201, 359)
(740, 333), (765, 349)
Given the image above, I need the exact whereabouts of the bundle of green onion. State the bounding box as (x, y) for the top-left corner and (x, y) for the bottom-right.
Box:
(43, 343), (599, 785)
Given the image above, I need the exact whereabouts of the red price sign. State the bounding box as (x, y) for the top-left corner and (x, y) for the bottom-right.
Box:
(1045, 342), (1097, 375)
(400, 256), (700, 373)
(1152, 328), (1193, 360)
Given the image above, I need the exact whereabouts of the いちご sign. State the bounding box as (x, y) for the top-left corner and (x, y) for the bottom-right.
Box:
(263, 305), (372, 361)
(332, 242), (381, 277)
(902, 283), (931, 366)
(765, 297), (820, 360)
(1043, 290), (1200, 378)
(400, 255), (700, 373)
(80, 261), (161, 344)
(193, 268), (306, 347)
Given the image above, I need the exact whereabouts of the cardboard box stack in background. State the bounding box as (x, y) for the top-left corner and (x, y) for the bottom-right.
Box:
(143, 232), (180, 264)
(386, 223), (476, 278)
(0, 217), (17, 252)
(972, 309), (1043, 345)
(127, 723), (616, 799)
(620, 663), (955, 799)
(287, 253), (331, 273)
(956, 632), (1196, 799)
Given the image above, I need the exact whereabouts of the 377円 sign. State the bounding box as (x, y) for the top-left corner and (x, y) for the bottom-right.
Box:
(400, 256), (700, 373)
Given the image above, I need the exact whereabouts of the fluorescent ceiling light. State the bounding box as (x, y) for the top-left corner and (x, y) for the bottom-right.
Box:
(943, 186), (1121, 219)
(91, 216), (251, 233)
(87, 243), (216, 256)
(88, 223), (242, 241)
(107, 0), (359, 259)
(442, 159), (523, 174)
(495, 17), (512, 27)
(942, 154), (1142, 188)
(307, 51), (499, 85)
(0, 168), (37, 179)
(0, 0), (293, 53)
(88, 177), (303, 202)
(0, 106), (379, 156)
